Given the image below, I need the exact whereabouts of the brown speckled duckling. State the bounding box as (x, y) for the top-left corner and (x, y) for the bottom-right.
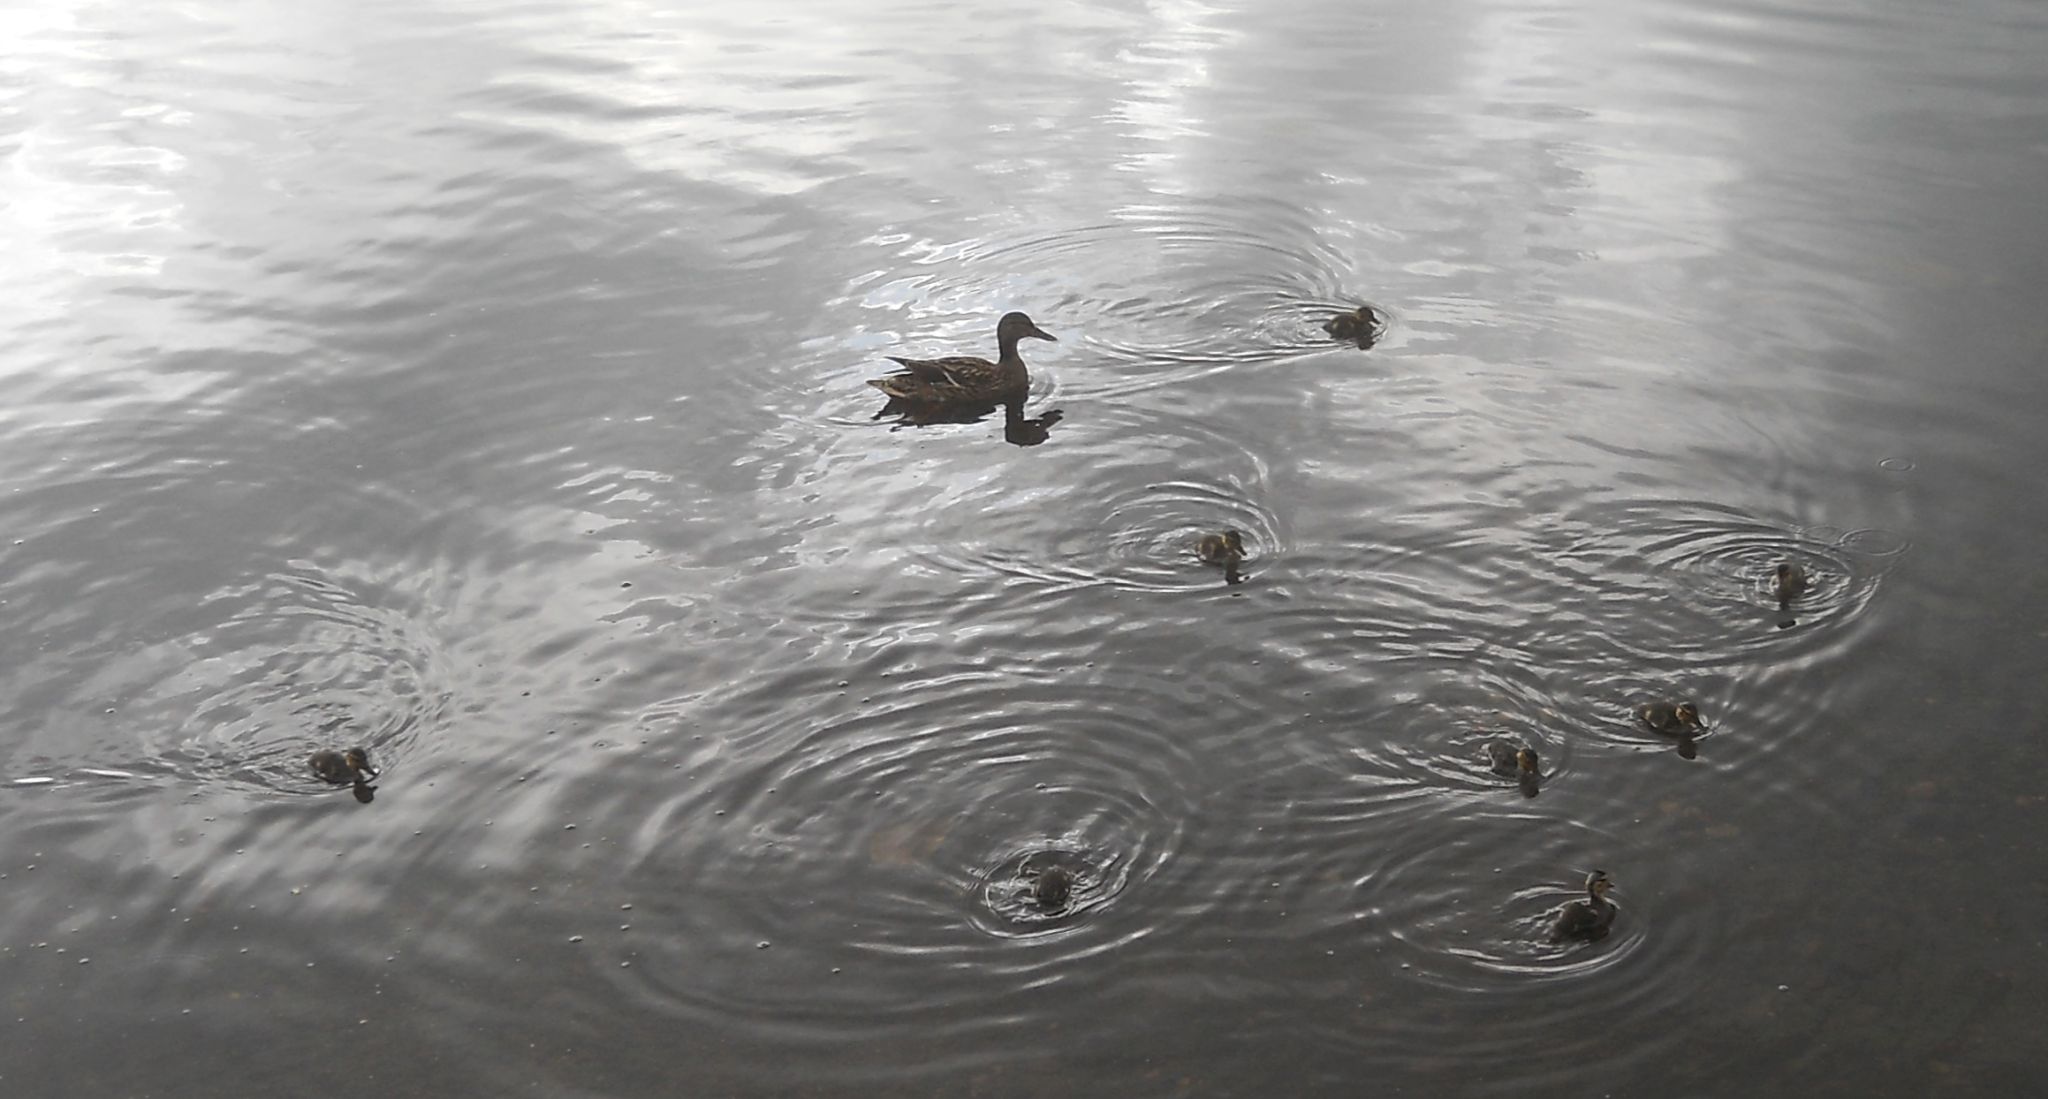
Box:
(1637, 701), (1703, 734)
(1032, 865), (1074, 910)
(1485, 741), (1542, 796)
(1323, 305), (1380, 347)
(309, 746), (375, 784)
(1551, 870), (1617, 942)
(1196, 529), (1246, 567)
(1773, 562), (1808, 607)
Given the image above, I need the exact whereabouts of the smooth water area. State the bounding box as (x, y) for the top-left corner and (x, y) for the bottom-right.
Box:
(3, 0), (2045, 1094)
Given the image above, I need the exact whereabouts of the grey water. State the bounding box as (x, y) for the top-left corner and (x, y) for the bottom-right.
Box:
(3, 0), (2045, 1094)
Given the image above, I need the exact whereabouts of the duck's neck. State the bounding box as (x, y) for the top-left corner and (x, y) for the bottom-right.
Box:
(996, 331), (1027, 364)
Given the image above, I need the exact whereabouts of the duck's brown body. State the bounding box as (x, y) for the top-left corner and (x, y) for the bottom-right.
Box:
(867, 312), (1056, 407)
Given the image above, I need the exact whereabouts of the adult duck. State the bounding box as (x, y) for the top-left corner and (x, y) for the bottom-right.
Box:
(867, 311), (1056, 407)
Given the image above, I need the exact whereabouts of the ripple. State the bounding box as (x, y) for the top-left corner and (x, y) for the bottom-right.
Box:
(838, 196), (1378, 402)
(890, 403), (1283, 594)
(1361, 814), (1660, 990)
(976, 846), (1110, 934)
(600, 666), (1245, 1042)
(1262, 809), (1710, 1075)
(76, 563), (450, 796)
(1543, 500), (1898, 669)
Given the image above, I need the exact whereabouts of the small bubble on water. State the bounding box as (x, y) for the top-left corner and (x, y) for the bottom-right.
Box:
(568, 936), (584, 944)
(757, 941), (771, 950)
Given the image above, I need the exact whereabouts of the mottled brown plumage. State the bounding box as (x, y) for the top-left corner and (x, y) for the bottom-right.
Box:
(866, 312), (1056, 407)
(1323, 305), (1380, 348)
(1551, 870), (1617, 942)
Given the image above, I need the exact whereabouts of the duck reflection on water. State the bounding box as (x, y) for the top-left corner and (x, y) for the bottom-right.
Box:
(873, 394), (1065, 447)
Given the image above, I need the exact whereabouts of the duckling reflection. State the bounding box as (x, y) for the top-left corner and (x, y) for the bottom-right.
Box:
(1322, 305), (1381, 349)
(1485, 740), (1542, 797)
(1638, 700), (1704, 759)
(1550, 870), (1617, 943)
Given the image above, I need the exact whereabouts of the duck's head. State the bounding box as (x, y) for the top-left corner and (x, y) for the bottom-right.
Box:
(1775, 563), (1797, 580)
(1516, 747), (1540, 775)
(1585, 869), (1614, 901)
(1673, 701), (1702, 728)
(343, 747), (374, 775)
(1221, 528), (1245, 555)
(998, 311), (1056, 345)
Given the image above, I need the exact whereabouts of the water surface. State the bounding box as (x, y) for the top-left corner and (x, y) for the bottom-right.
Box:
(3, 0), (2046, 1094)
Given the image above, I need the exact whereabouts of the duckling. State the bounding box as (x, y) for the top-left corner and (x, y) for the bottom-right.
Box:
(308, 746), (376, 785)
(1031, 865), (1074, 910)
(1773, 562), (1808, 607)
(1485, 741), (1542, 796)
(1550, 870), (1617, 942)
(1196, 529), (1246, 567)
(1323, 305), (1380, 347)
(1636, 700), (1703, 735)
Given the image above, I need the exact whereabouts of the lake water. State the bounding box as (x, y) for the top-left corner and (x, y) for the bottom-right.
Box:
(3, 0), (2045, 1094)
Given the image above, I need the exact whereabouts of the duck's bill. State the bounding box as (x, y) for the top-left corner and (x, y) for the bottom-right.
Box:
(1028, 326), (1057, 341)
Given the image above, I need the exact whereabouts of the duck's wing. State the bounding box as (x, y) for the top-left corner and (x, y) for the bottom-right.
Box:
(880, 354), (1000, 387)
